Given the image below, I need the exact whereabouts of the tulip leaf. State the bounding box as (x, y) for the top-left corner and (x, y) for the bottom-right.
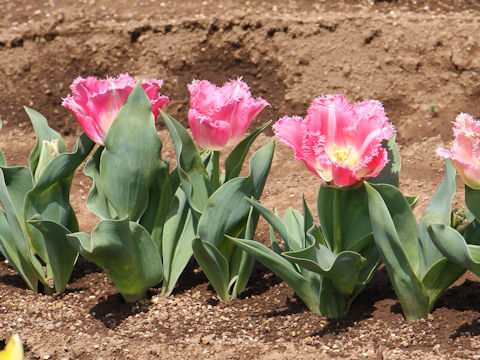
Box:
(228, 236), (320, 313)
(406, 195), (419, 209)
(101, 84), (168, 221)
(24, 107), (66, 176)
(317, 185), (372, 253)
(85, 147), (114, 219)
(28, 218), (78, 293)
(366, 182), (429, 322)
(160, 187), (196, 295)
(417, 159), (456, 274)
(0, 119), (6, 167)
(224, 121), (272, 183)
(0, 168), (42, 292)
(421, 257), (465, 308)
(161, 110), (210, 214)
(140, 169), (178, 249)
(465, 185), (480, 221)
(67, 218), (163, 302)
(247, 199), (297, 253)
(192, 236), (229, 301)
(283, 245), (366, 295)
(197, 142), (274, 249)
(229, 207), (256, 298)
(282, 208), (306, 251)
(368, 134), (400, 187)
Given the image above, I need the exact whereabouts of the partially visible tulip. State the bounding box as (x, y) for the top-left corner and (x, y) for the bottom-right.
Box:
(187, 78), (269, 150)
(437, 113), (480, 189)
(62, 74), (169, 145)
(273, 94), (394, 187)
(34, 139), (61, 182)
(0, 334), (24, 360)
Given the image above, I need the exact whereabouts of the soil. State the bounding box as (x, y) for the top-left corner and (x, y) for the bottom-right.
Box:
(1, 0), (480, 359)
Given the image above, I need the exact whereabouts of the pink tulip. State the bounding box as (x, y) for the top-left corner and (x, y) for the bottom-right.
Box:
(273, 94), (395, 187)
(437, 113), (480, 189)
(62, 74), (169, 145)
(187, 78), (269, 150)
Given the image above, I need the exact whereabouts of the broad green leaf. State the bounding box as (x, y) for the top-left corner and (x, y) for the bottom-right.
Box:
(85, 147), (114, 219)
(369, 183), (420, 274)
(318, 277), (348, 318)
(224, 121), (271, 182)
(418, 159), (456, 274)
(429, 224), (480, 276)
(192, 237), (229, 301)
(366, 182), (429, 322)
(283, 244), (366, 294)
(24, 107), (66, 176)
(465, 185), (480, 221)
(100, 84), (167, 221)
(0, 119), (6, 167)
(197, 142), (274, 249)
(28, 218), (78, 293)
(0, 168), (42, 291)
(282, 208), (305, 251)
(228, 236), (320, 313)
(421, 257), (465, 309)
(368, 135), (401, 187)
(318, 186), (372, 253)
(247, 199), (296, 253)
(161, 188), (196, 295)
(229, 207), (256, 298)
(68, 218), (163, 302)
(161, 111), (209, 213)
(24, 134), (94, 261)
(140, 168), (177, 249)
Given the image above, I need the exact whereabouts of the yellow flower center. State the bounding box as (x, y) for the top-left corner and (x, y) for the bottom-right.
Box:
(330, 145), (358, 169)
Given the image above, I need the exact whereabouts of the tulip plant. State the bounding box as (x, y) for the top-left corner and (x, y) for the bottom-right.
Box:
(429, 114), (480, 290)
(231, 95), (399, 317)
(61, 75), (273, 301)
(62, 74), (174, 301)
(162, 78), (274, 301)
(0, 109), (94, 294)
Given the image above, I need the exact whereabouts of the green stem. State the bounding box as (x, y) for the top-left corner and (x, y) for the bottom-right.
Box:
(333, 188), (343, 254)
(211, 150), (220, 194)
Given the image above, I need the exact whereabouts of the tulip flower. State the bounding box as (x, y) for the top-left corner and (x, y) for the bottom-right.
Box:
(0, 334), (24, 360)
(187, 78), (269, 150)
(62, 74), (169, 145)
(273, 94), (395, 187)
(437, 113), (480, 189)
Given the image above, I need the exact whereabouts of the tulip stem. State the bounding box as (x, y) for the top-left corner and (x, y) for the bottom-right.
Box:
(333, 188), (343, 254)
(211, 150), (220, 194)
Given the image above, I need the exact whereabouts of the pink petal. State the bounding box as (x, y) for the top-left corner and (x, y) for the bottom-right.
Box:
(188, 109), (231, 150)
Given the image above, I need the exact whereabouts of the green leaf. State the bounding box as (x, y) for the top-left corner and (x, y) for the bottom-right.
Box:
(228, 236), (320, 313)
(465, 185), (480, 221)
(317, 186), (372, 253)
(67, 218), (163, 302)
(24, 107), (66, 176)
(429, 224), (480, 276)
(0, 168), (42, 291)
(283, 244), (366, 295)
(368, 135), (401, 187)
(100, 84), (168, 221)
(197, 142), (274, 249)
(85, 147), (113, 219)
(0, 119), (7, 167)
(417, 159), (456, 274)
(192, 237), (229, 301)
(160, 188), (196, 296)
(365, 182), (429, 322)
(161, 111), (209, 213)
(229, 207), (255, 298)
(406, 195), (419, 209)
(224, 121), (271, 182)
(421, 257), (465, 309)
(28, 218), (78, 293)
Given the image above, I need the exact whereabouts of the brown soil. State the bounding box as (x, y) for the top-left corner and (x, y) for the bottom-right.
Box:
(1, 1), (480, 359)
